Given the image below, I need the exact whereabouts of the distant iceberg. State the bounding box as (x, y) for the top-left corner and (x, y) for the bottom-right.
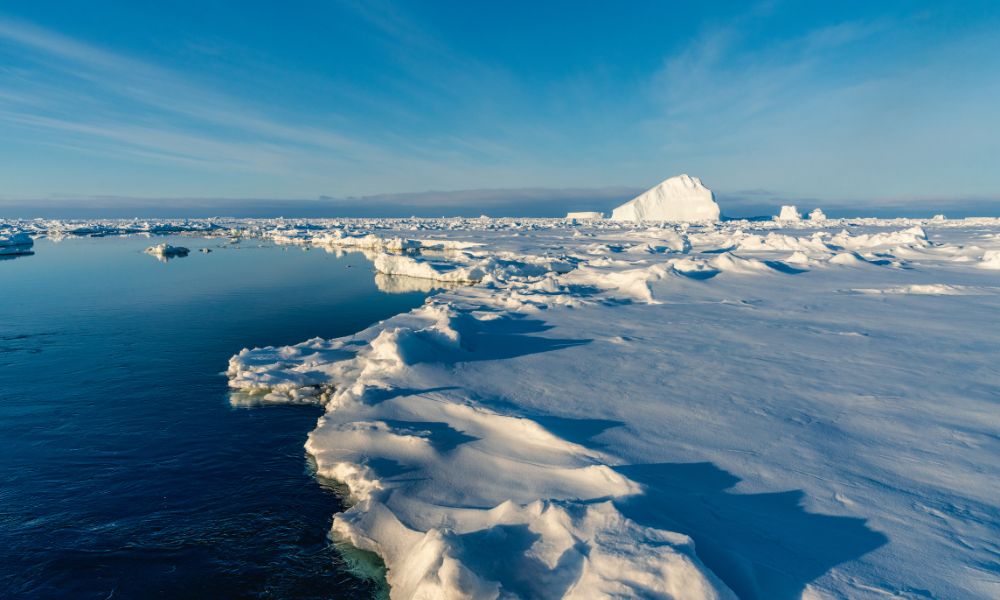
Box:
(611, 174), (720, 223)
(566, 211), (604, 220)
(776, 205), (801, 222)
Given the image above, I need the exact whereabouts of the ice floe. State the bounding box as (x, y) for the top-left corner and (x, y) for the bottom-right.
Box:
(216, 213), (1000, 599)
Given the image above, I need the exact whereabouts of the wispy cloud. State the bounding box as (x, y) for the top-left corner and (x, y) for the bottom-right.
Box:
(0, 16), (392, 166)
(0, 13), (537, 195)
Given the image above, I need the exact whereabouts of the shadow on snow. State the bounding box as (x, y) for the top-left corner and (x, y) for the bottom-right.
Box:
(614, 461), (888, 600)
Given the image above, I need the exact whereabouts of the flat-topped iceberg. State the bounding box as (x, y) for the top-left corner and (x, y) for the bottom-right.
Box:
(611, 174), (720, 223)
(566, 211), (604, 220)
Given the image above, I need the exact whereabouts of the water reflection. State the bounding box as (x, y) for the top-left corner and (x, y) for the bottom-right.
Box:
(374, 272), (464, 294)
(0, 251), (34, 261)
(228, 389), (328, 408)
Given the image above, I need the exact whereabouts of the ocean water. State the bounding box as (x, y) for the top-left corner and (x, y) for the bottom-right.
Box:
(0, 235), (432, 599)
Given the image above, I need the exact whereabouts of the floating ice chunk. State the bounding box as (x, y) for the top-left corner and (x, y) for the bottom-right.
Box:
(0, 232), (33, 255)
(808, 208), (827, 221)
(776, 205), (801, 222)
(144, 244), (190, 259)
(566, 211), (604, 220)
(932, 214), (946, 221)
(611, 175), (720, 223)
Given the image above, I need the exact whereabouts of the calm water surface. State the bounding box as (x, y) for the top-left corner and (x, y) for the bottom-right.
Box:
(0, 235), (431, 599)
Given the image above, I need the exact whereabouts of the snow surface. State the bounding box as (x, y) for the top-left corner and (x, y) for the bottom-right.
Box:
(5, 214), (1000, 599)
(611, 175), (720, 222)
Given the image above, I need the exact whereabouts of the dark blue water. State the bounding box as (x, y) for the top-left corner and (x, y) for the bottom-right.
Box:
(0, 236), (430, 599)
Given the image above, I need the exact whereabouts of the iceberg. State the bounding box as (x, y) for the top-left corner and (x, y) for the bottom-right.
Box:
(776, 205), (801, 221)
(808, 208), (827, 221)
(566, 211), (604, 220)
(611, 175), (720, 223)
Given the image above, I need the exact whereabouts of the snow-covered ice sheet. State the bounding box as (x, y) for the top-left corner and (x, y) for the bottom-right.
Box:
(6, 214), (1000, 598)
(219, 215), (1000, 599)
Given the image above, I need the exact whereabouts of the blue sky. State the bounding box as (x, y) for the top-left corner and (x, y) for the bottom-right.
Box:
(1, 1), (998, 214)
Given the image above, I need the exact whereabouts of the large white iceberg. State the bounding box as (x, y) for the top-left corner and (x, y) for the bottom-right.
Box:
(611, 174), (720, 222)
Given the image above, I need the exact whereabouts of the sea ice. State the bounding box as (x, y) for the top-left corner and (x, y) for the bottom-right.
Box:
(4, 212), (999, 599)
(220, 214), (1000, 599)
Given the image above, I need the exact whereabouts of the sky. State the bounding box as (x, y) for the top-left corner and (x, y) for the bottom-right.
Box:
(1, 0), (998, 216)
